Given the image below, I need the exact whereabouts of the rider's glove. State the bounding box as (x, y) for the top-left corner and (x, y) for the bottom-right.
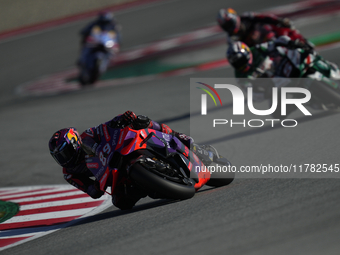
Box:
(161, 123), (173, 134)
(160, 123), (184, 137)
(121, 111), (137, 127)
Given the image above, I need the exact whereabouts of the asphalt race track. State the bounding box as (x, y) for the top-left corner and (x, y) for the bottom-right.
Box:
(1, 0), (340, 254)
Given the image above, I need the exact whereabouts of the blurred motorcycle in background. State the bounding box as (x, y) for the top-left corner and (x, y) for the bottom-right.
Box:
(78, 26), (120, 86)
(228, 37), (340, 118)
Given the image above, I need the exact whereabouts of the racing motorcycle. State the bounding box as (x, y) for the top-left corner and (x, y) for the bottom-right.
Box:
(78, 27), (119, 85)
(85, 124), (234, 202)
(241, 40), (340, 116)
(275, 43), (340, 112)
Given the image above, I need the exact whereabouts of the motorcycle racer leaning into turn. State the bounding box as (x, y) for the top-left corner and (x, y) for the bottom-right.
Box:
(226, 36), (340, 116)
(49, 111), (229, 210)
(217, 8), (312, 48)
(77, 11), (121, 69)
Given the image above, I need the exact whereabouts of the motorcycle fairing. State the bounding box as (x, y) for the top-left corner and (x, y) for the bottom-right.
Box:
(86, 125), (211, 192)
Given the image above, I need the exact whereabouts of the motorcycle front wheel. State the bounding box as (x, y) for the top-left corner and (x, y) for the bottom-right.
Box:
(78, 60), (100, 86)
(129, 162), (196, 200)
(205, 160), (235, 187)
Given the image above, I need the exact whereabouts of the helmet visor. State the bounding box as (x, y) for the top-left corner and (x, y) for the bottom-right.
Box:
(231, 55), (249, 70)
(51, 142), (76, 167)
(228, 42), (253, 71)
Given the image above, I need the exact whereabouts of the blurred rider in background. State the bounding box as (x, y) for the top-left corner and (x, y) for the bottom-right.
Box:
(217, 8), (311, 48)
(77, 11), (121, 69)
(226, 35), (339, 88)
(80, 11), (121, 44)
(226, 36), (340, 116)
(49, 111), (227, 210)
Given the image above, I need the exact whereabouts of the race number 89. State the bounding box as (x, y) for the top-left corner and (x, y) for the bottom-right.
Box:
(99, 143), (112, 165)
